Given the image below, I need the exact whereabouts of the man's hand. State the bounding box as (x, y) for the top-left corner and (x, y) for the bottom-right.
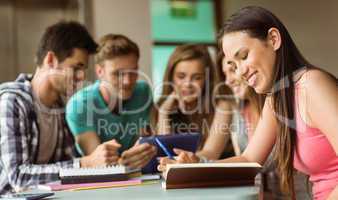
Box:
(80, 139), (121, 168)
(118, 143), (157, 169)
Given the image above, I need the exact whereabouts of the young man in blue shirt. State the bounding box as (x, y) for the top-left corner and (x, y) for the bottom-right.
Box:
(66, 34), (156, 169)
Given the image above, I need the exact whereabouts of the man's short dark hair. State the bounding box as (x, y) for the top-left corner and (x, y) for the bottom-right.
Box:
(35, 21), (98, 66)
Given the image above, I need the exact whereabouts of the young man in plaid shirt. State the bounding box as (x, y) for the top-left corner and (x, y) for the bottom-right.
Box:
(0, 21), (122, 193)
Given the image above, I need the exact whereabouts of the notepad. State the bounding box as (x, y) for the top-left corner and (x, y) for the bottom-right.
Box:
(59, 165), (140, 184)
(162, 162), (262, 189)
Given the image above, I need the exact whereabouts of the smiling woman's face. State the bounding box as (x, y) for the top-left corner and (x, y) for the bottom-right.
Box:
(173, 59), (205, 103)
(222, 31), (278, 94)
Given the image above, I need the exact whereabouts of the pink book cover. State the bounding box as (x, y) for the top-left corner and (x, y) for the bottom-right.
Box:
(38, 179), (142, 191)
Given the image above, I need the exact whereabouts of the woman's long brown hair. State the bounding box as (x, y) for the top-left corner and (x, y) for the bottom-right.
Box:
(149, 44), (232, 147)
(218, 6), (313, 198)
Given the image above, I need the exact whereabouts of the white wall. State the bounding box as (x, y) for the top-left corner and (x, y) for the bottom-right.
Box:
(0, 0), (79, 82)
(89, 0), (152, 81)
(222, 0), (338, 76)
(1, 0), (336, 82)
(0, 0), (16, 82)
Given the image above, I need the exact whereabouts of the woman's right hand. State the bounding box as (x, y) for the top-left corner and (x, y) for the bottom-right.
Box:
(173, 148), (200, 163)
(157, 148), (200, 178)
(159, 92), (178, 114)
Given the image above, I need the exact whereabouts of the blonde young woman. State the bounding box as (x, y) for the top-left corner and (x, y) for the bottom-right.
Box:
(217, 52), (264, 154)
(150, 44), (234, 161)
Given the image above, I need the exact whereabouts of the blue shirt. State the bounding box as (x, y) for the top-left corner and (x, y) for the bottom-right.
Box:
(66, 80), (153, 153)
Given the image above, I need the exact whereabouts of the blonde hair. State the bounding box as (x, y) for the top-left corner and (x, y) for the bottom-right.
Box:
(216, 51), (265, 114)
(95, 34), (139, 65)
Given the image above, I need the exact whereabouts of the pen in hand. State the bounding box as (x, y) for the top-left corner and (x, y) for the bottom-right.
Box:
(154, 137), (175, 160)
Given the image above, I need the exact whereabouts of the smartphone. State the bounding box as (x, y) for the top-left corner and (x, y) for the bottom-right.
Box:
(0, 192), (54, 200)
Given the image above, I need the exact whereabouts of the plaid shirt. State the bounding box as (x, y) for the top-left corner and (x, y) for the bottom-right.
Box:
(0, 74), (80, 194)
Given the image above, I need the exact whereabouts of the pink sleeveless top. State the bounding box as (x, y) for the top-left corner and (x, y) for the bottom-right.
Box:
(293, 84), (338, 200)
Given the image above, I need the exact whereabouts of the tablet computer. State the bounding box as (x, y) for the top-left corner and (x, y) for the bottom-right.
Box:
(139, 133), (201, 173)
(139, 133), (201, 156)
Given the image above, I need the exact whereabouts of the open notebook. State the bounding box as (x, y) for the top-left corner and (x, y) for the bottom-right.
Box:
(163, 162), (262, 189)
(59, 165), (140, 184)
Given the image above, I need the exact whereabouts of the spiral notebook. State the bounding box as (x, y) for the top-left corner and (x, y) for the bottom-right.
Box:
(59, 165), (140, 184)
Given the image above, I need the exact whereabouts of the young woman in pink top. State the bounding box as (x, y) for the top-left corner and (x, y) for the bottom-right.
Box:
(159, 6), (338, 200)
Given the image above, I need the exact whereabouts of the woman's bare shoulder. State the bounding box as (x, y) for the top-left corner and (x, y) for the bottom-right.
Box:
(295, 67), (336, 87)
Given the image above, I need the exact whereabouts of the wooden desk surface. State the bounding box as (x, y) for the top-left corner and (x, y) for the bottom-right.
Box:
(49, 181), (260, 200)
